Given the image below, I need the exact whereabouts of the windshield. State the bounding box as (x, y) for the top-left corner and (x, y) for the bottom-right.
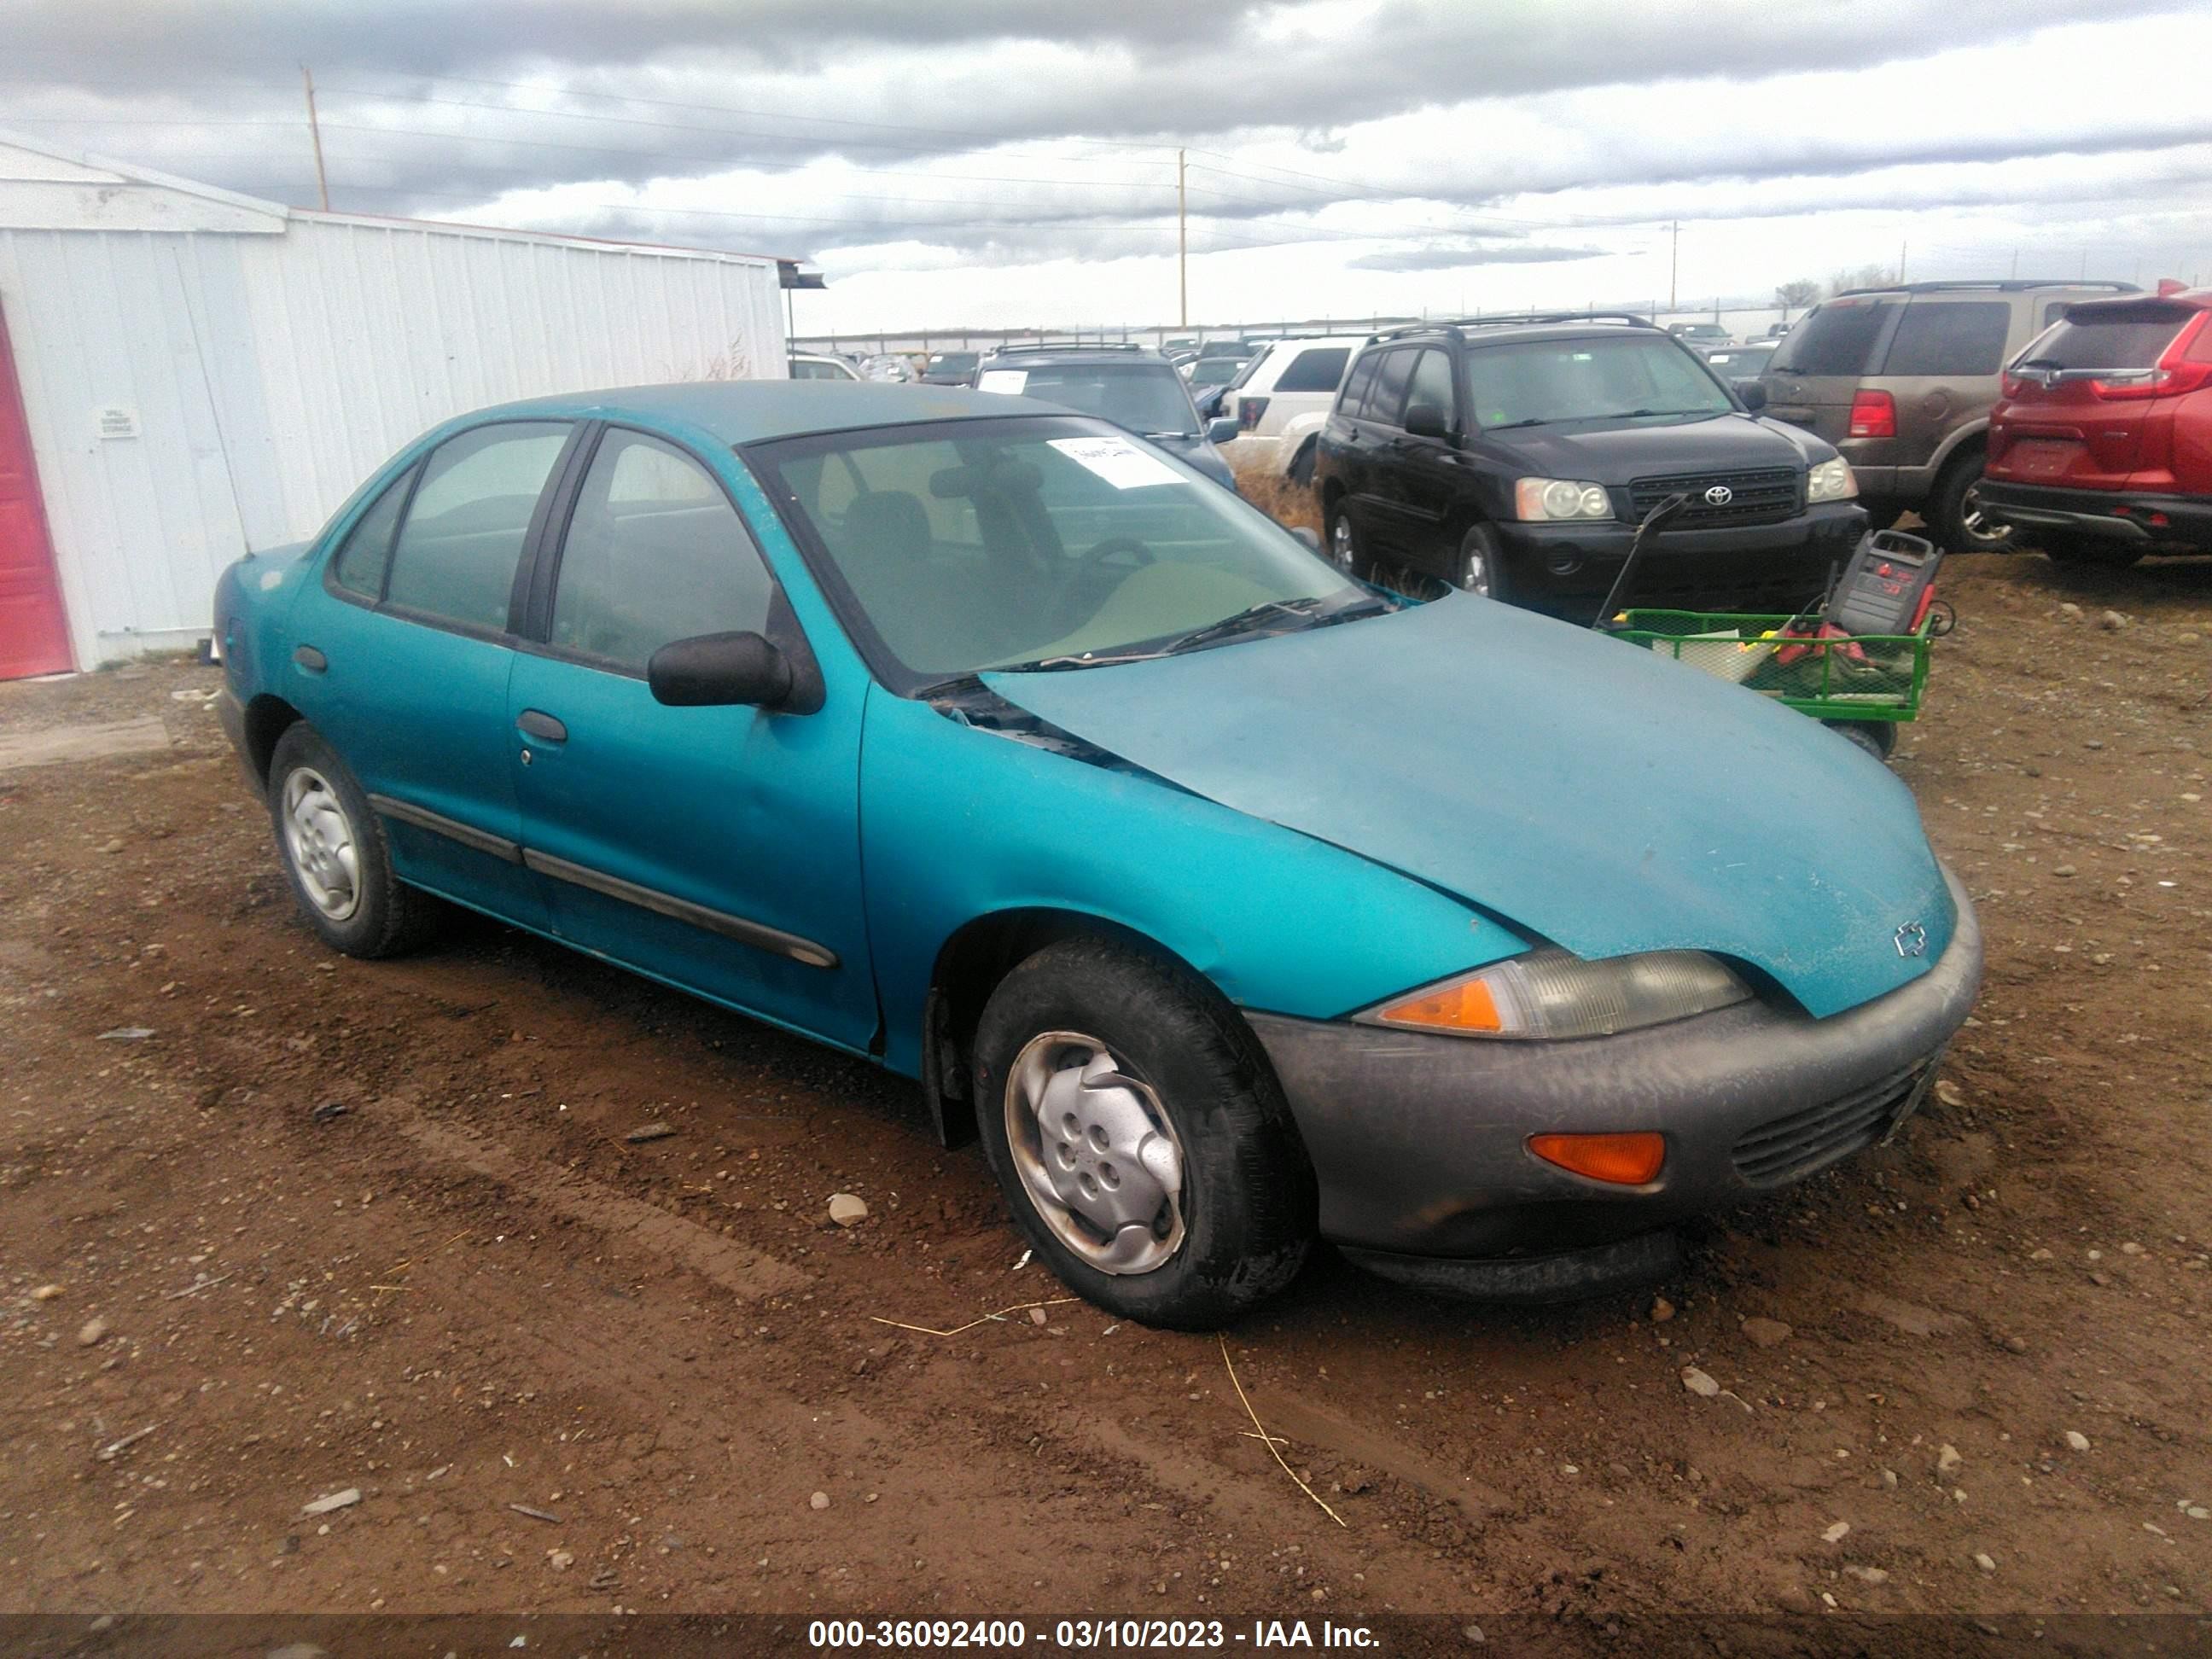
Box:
(1188, 358), (1244, 385)
(750, 416), (1368, 692)
(1705, 345), (1773, 375)
(1468, 336), (1734, 428)
(976, 362), (1200, 436)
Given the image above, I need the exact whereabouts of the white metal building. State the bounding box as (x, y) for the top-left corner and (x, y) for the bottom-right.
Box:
(0, 131), (789, 677)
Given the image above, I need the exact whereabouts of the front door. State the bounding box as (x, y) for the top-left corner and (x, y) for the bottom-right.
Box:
(0, 300), (73, 678)
(507, 427), (876, 1053)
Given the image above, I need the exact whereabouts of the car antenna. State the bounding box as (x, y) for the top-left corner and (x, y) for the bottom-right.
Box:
(1592, 494), (1689, 627)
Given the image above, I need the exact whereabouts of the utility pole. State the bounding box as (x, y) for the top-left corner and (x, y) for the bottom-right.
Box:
(1668, 221), (1679, 311)
(2010, 248), (2019, 278)
(301, 64), (330, 211)
(1177, 148), (1188, 329)
(1898, 240), (1907, 282)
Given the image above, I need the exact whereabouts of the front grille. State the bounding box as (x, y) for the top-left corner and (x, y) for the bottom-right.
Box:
(1730, 1062), (1930, 1186)
(1630, 467), (1801, 527)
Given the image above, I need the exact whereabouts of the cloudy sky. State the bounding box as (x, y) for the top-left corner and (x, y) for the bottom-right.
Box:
(7, 1), (2209, 335)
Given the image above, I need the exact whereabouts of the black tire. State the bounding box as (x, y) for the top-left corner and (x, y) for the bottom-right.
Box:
(1322, 499), (1367, 580)
(1457, 523), (1511, 602)
(2042, 534), (2145, 572)
(1827, 719), (1896, 761)
(266, 723), (440, 958)
(973, 938), (1315, 1330)
(1286, 438), (1316, 487)
(1927, 451), (2011, 554)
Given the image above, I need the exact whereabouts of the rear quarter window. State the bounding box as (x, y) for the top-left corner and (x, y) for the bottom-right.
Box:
(1337, 351), (1380, 416)
(1879, 300), (2012, 376)
(1272, 347), (1351, 393)
(1774, 300), (1898, 376)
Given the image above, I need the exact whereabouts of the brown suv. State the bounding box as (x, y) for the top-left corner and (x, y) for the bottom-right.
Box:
(1759, 280), (2134, 552)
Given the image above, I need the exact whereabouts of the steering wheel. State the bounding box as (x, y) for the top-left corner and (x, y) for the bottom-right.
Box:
(1049, 534), (1155, 631)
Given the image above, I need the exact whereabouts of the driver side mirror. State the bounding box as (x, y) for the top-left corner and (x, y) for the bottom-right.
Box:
(1403, 402), (1452, 441)
(648, 631), (795, 710)
(1205, 416), (1239, 445)
(1735, 380), (1768, 410)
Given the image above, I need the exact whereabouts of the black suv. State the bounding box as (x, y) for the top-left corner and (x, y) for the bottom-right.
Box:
(1314, 314), (1866, 620)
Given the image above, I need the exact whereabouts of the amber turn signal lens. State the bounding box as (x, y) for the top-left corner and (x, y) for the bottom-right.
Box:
(1527, 1132), (1666, 1186)
(1373, 976), (1502, 1033)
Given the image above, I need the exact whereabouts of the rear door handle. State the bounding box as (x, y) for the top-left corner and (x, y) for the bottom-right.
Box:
(293, 644), (328, 673)
(516, 709), (568, 743)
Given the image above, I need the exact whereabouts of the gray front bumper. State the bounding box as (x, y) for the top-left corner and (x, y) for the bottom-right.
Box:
(1249, 869), (1982, 1266)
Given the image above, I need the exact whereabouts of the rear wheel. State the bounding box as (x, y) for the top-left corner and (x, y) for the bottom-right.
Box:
(1928, 451), (2011, 554)
(2042, 534), (2145, 572)
(266, 724), (440, 958)
(973, 939), (1314, 1330)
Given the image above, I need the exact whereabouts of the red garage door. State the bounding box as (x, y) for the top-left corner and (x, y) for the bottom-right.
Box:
(0, 300), (73, 679)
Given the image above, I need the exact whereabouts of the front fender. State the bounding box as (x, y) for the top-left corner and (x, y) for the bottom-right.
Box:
(859, 687), (1528, 1080)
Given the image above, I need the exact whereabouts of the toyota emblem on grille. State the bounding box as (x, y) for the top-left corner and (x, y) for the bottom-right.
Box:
(1703, 484), (1734, 507)
(1894, 921), (1928, 958)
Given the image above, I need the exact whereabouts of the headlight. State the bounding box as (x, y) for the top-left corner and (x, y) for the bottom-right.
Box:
(1358, 949), (1754, 1040)
(1513, 477), (1613, 521)
(1807, 457), (1857, 503)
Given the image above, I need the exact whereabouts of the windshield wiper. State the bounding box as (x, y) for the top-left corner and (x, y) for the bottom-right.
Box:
(1592, 407), (1714, 420)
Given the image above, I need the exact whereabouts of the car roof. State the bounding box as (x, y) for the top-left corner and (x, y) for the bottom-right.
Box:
(977, 346), (1173, 367)
(475, 381), (1074, 444)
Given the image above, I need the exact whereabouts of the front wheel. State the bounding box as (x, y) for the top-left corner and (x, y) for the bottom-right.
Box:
(1457, 523), (1510, 602)
(266, 724), (440, 958)
(974, 939), (1314, 1330)
(1324, 503), (1366, 579)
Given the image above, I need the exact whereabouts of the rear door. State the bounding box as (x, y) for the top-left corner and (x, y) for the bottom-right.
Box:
(1992, 301), (2206, 489)
(1762, 296), (1904, 445)
(0, 300), (73, 679)
(289, 420), (576, 924)
(1868, 298), (2014, 467)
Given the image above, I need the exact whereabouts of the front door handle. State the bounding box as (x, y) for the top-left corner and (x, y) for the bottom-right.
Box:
(516, 708), (568, 743)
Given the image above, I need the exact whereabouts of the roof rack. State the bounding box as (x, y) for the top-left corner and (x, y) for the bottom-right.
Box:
(981, 341), (1150, 357)
(1833, 279), (2139, 297)
(1377, 311), (1659, 341)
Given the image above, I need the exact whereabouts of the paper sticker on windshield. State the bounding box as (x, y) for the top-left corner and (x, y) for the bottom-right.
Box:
(1048, 435), (1186, 490)
(976, 370), (1027, 395)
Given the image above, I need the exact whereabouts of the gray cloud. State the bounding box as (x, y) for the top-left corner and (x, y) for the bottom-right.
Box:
(4, 0), (2204, 275)
(1349, 244), (1606, 272)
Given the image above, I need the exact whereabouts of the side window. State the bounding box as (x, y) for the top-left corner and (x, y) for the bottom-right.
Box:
(384, 422), (569, 632)
(1338, 351), (1380, 417)
(1774, 300), (1898, 375)
(1274, 347), (1351, 393)
(1406, 349), (1457, 426)
(330, 464), (415, 600)
(1369, 349), (1417, 428)
(1879, 301), (2012, 376)
(550, 430), (776, 672)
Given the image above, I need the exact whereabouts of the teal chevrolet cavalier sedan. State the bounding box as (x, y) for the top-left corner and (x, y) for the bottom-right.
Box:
(213, 382), (1981, 1329)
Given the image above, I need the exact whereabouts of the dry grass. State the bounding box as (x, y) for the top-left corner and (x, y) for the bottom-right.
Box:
(1237, 469), (1324, 536)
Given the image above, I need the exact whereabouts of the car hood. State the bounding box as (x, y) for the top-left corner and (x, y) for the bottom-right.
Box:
(1493, 411), (1834, 477)
(982, 594), (1952, 1020)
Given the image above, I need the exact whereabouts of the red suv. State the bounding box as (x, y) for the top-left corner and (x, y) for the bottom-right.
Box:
(1982, 288), (2212, 568)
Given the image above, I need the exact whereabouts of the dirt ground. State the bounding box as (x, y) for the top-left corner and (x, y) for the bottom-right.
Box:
(3, 549), (2209, 1638)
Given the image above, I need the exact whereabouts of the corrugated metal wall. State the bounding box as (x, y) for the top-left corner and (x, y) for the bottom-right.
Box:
(0, 210), (783, 668)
